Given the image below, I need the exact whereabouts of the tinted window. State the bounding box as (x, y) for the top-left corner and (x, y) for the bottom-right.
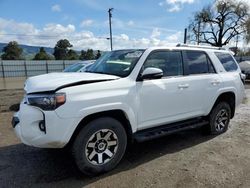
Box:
(215, 52), (238, 72)
(185, 51), (209, 74)
(144, 51), (183, 77)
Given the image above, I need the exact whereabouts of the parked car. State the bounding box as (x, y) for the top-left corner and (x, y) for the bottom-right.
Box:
(239, 61), (250, 79)
(12, 45), (245, 176)
(63, 60), (95, 72)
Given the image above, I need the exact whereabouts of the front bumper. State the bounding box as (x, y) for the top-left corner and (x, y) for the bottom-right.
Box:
(13, 103), (78, 148)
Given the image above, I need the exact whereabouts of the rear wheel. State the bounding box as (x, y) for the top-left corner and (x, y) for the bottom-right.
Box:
(208, 102), (231, 135)
(72, 117), (127, 176)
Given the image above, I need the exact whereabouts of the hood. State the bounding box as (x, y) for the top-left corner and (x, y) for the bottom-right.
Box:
(25, 72), (119, 93)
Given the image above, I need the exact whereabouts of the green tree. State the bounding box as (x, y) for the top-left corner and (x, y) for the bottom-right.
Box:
(188, 0), (250, 47)
(53, 39), (72, 60)
(1, 41), (23, 60)
(85, 49), (95, 60)
(33, 47), (52, 60)
(67, 49), (79, 60)
(79, 50), (87, 60)
(79, 49), (96, 60)
(95, 50), (101, 59)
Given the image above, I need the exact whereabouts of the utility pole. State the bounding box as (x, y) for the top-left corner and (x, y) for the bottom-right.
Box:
(108, 8), (113, 51)
(235, 34), (239, 56)
(197, 21), (201, 45)
(184, 28), (187, 44)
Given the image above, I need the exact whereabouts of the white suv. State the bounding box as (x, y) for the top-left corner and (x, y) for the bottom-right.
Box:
(12, 45), (245, 175)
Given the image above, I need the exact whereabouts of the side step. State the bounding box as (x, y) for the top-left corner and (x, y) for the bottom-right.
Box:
(134, 118), (208, 142)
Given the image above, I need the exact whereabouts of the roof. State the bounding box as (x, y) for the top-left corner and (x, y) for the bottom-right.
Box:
(145, 44), (230, 54)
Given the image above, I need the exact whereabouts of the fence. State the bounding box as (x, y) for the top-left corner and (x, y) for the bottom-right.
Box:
(0, 60), (79, 78)
(1, 57), (249, 78)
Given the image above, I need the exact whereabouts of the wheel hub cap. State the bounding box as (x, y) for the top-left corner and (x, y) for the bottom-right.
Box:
(96, 139), (107, 152)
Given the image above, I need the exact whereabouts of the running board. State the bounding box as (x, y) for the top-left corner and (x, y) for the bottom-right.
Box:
(134, 118), (208, 142)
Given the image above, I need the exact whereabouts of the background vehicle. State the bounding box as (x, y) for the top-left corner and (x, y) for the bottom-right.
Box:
(63, 60), (95, 72)
(239, 61), (250, 79)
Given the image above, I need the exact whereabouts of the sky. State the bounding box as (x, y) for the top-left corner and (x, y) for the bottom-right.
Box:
(0, 0), (236, 51)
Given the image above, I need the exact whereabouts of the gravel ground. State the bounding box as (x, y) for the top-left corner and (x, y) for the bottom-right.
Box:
(0, 88), (250, 188)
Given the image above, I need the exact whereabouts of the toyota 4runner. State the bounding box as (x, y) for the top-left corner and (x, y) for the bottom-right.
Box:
(12, 44), (245, 175)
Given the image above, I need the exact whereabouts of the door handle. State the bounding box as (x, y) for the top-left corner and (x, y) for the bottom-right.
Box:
(178, 84), (189, 89)
(211, 80), (220, 85)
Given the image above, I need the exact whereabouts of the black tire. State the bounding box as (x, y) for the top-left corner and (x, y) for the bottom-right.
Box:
(208, 102), (231, 135)
(72, 117), (127, 176)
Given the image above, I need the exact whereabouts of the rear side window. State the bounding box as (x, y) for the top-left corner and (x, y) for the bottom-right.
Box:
(185, 51), (209, 74)
(215, 52), (238, 72)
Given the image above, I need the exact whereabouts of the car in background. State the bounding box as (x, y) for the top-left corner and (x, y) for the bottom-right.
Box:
(63, 60), (95, 72)
(239, 61), (250, 79)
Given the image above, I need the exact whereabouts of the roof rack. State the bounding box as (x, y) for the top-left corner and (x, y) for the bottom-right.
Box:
(176, 43), (226, 50)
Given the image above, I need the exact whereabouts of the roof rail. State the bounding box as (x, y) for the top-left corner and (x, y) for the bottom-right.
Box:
(176, 43), (226, 50)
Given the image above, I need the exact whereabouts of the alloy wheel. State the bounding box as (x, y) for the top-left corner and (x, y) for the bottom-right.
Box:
(215, 109), (229, 132)
(85, 129), (118, 165)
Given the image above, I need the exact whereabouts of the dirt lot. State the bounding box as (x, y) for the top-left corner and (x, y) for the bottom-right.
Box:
(0, 88), (250, 188)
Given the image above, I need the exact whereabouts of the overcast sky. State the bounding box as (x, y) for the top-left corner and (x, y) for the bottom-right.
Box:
(0, 0), (248, 50)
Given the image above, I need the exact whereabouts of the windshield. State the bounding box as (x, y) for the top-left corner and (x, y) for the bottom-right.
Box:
(86, 49), (145, 77)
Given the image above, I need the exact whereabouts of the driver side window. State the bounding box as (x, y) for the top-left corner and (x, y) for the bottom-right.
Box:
(144, 51), (183, 77)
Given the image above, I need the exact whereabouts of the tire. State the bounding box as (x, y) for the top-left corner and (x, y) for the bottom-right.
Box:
(72, 117), (127, 176)
(208, 102), (231, 135)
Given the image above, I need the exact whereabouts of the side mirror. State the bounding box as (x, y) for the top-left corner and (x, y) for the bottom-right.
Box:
(140, 67), (163, 80)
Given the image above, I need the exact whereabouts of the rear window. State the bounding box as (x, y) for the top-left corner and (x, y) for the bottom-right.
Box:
(215, 52), (238, 72)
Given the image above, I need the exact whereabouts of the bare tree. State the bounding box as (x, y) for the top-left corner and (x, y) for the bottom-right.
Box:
(188, 0), (250, 47)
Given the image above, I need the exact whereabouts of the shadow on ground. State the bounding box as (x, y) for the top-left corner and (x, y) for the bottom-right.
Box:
(0, 128), (215, 188)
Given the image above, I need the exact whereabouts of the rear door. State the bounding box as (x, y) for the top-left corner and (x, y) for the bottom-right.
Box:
(181, 50), (222, 115)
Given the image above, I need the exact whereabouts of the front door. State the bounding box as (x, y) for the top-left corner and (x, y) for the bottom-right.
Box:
(137, 50), (192, 130)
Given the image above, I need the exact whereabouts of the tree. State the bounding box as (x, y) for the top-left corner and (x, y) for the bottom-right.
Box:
(53, 39), (72, 60)
(67, 49), (79, 60)
(1, 41), (23, 60)
(188, 0), (250, 47)
(79, 50), (87, 60)
(79, 49), (95, 60)
(95, 50), (101, 59)
(33, 47), (52, 60)
(85, 49), (95, 60)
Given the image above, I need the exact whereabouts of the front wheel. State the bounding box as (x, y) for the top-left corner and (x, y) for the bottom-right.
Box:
(72, 117), (127, 176)
(208, 102), (231, 135)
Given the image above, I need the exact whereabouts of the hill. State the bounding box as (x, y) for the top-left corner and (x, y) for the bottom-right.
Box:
(0, 43), (100, 60)
(0, 43), (54, 60)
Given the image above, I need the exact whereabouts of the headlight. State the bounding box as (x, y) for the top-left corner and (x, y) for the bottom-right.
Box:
(26, 93), (66, 111)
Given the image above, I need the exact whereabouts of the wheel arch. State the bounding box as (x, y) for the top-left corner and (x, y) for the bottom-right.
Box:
(67, 109), (133, 147)
(210, 92), (236, 118)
